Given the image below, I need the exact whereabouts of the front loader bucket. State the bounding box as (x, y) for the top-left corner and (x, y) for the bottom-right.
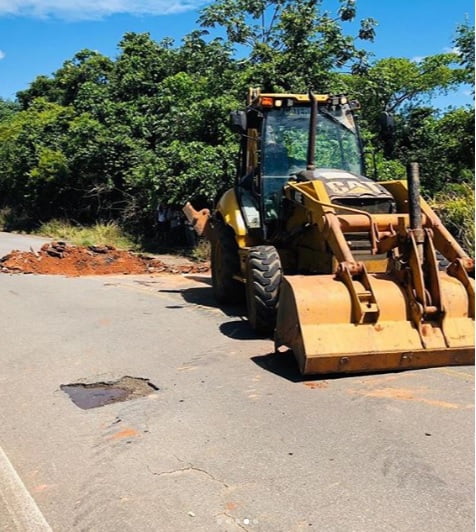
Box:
(275, 274), (475, 375)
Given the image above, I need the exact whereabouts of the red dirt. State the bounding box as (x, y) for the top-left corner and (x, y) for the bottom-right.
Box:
(0, 241), (210, 276)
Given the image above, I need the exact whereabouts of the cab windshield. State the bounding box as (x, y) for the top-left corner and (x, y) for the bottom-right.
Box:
(261, 105), (363, 219)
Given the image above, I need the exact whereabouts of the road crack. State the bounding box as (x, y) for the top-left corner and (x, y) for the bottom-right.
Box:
(147, 463), (230, 489)
(223, 512), (249, 531)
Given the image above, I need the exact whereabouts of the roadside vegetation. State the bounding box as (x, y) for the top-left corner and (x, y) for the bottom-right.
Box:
(33, 219), (211, 259)
(34, 220), (139, 250)
(0, 0), (473, 253)
(430, 183), (475, 252)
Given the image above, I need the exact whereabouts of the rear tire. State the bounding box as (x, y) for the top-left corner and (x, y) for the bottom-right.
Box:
(211, 221), (243, 303)
(246, 246), (282, 334)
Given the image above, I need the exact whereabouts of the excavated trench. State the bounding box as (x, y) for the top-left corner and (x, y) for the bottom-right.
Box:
(0, 241), (210, 276)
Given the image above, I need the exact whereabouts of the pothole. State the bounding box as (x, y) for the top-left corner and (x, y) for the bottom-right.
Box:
(60, 376), (159, 410)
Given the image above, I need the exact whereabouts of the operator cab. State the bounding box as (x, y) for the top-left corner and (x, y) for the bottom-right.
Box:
(231, 91), (382, 238)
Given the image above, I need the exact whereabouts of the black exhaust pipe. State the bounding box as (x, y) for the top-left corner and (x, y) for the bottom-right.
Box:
(407, 162), (422, 231)
(306, 90), (317, 171)
(407, 162), (424, 260)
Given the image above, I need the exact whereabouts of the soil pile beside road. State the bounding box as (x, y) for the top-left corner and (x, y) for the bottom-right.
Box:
(0, 241), (210, 276)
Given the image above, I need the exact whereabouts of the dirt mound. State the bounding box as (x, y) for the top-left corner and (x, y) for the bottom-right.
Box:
(0, 241), (210, 276)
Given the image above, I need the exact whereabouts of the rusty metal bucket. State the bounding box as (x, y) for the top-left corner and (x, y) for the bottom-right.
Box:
(275, 273), (475, 375)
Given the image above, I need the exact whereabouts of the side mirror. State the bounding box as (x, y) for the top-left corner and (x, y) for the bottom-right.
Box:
(379, 111), (395, 139)
(379, 111), (396, 157)
(230, 111), (247, 134)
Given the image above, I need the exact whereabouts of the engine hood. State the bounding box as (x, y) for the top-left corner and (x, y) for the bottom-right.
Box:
(302, 168), (394, 202)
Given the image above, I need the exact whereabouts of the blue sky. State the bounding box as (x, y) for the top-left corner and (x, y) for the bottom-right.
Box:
(0, 0), (474, 107)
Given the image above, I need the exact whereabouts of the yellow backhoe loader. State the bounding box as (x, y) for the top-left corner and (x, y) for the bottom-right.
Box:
(184, 89), (474, 375)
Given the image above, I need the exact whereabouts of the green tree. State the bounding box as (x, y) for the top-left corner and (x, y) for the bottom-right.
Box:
(390, 106), (474, 193)
(0, 99), (73, 222)
(454, 21), (474, 83)
(345, 47), (473, 187)
(199, 0), (377, 91)
(111, 33), (177, 101)
(0, 99), (19, 121)
(17, 50), (113, 109)
(0, 6), (473, 247)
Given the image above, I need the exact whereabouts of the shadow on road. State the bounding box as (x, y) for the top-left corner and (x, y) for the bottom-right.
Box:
(183, 274), (212, 285)
(163, 280), (270, 341)
(219, 319), (268, 340)
(159, 279), (247, 320)
(251, 350), (310, 382)
(252, 350), (407, 383)
(183, 286), (246, 318)
(160, 282), (398, 382)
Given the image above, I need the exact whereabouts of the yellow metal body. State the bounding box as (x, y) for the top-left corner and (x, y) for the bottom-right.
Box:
(185, 88), (474, 375)
(248, 88), (339, 105)
(273, 178), (475, 374)
(215, 188), (254, 249)
(276, 274), (474, 375)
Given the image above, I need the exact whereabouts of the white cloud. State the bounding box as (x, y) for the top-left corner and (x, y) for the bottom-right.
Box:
(0, 0), (209, 20)
(444, 46), (461, 55)
(0, 50), (5, 60)
(412, 45), (464, 64)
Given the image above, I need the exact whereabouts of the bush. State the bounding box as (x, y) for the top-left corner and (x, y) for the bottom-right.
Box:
(430, 183), (475, 254)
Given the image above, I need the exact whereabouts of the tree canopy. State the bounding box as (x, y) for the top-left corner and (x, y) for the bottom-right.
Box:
(199, 0), (377, 91)
(0, 0), (473, 246)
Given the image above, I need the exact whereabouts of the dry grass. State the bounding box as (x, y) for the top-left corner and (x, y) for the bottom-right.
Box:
(36, 220), (139, 250)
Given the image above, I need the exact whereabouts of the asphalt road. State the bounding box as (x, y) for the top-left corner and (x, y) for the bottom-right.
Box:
(0, 233), (474, 531)
(0, 231), (51, 258)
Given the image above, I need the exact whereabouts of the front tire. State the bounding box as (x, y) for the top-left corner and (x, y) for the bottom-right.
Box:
(246, 246), (282, 334)
(211, 221), (243, 303)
